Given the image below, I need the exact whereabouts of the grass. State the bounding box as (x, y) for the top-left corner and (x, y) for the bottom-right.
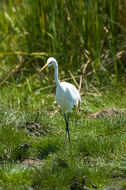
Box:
(0, 81), (125, 189)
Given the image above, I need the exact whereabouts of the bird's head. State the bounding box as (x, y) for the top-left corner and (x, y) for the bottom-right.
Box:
(40, 57), (57, 71)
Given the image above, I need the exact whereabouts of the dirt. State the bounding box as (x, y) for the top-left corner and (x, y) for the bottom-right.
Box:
(88, 108), (125, 119)
(18, 121), (46, 137)
(21, 158), (41, 166)
(69, 176), (97, 190)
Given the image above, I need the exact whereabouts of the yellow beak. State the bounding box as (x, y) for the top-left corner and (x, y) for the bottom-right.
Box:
(40, 62), (50, 72)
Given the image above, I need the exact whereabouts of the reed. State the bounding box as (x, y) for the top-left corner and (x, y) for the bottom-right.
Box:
(0, 0), (126, 84)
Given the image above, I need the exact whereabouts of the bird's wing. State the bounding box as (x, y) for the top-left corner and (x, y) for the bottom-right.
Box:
(56, 82), (80, 106)
(63, 82), (80, 101)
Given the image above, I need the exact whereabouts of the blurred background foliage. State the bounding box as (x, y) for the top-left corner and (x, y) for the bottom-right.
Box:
(0, 0), (126, 87)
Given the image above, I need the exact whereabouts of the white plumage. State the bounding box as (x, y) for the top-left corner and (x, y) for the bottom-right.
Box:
(41, 57), (81, 144)
(56, 81), (81, 112)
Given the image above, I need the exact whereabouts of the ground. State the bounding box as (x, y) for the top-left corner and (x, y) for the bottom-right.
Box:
(0, 82), (126, 189)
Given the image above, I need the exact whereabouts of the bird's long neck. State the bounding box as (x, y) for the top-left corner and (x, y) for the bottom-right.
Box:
(54, 62), (60, 86)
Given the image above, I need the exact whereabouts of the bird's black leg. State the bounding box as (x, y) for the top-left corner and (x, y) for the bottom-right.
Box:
(67, 112), (71, 144)
(64, 112), (71, 146)
(64, 113), (68, 145)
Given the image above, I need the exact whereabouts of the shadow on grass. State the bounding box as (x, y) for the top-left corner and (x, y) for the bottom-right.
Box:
(34, 137), (61, 160)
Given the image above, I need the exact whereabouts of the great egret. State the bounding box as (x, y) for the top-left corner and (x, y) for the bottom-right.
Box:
(41, 57), (81, 145)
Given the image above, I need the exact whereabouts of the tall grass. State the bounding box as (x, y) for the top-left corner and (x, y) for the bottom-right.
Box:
(0, 0), (126, 85)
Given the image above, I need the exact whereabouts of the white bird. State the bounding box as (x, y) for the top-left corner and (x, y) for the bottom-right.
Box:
(41, 57), (81, 145)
